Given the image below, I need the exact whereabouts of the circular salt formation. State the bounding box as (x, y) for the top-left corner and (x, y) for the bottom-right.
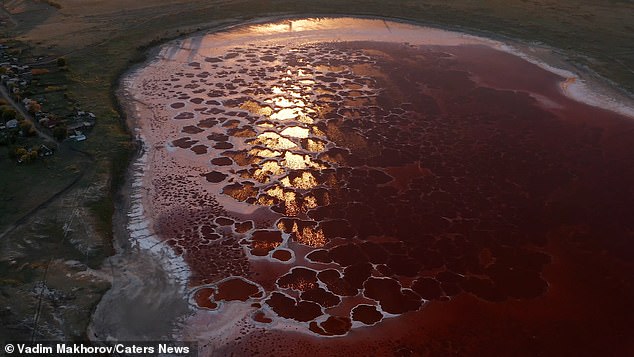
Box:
(126, 17), (634, 341)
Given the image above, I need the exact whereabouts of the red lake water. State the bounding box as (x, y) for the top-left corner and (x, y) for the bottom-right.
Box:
(122, 17), (634, 356)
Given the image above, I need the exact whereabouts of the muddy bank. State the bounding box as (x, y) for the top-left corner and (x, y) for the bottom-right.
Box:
(88, 80), (191, 342)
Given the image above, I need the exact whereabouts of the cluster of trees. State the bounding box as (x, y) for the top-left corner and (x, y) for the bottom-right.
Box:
(11, 146), (39, 163)
(19, 120), (36, 137)
(1, 105), (36, 150)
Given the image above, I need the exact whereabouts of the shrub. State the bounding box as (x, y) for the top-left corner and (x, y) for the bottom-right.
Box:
(57, 57), (66, 67)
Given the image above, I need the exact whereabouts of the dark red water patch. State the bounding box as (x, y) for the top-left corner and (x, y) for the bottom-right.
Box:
(172, 137), (197, 148)
(215, 217), (234, 226)
(364, 277), (422, 314)
(198, 118), (218, 128)
(201, 224), (221, 240)
(170, 102), (185, 109)
(300, 287), (341, 308)
(411, 277), (444, 300)
(317, 268), (358, 297)
(351, 304), (383, 325)
(227, 126), (256, 137)
(272, 249), (292, 262)
(250, 230), (283, 256)
(222, 181), (258, 201)
(193, 288), (218, 310)
(201, 171), (227, 183)
(310, 316), (352, 336)
(191, 144), (207, 155)
(182, 125), (204, 134)
(306, 249), (332, 263)
(343, 262), (373, 289)
(234, 221), (253, 234)
(214, 278), (261, 301)
(266, 292), (323, 322)
(211, 157), (233, 166)
(329, 244), (367, 267)
(213, 142), (234, 150)
(253, 311), (272, 324)
(277, 267), (318, 291)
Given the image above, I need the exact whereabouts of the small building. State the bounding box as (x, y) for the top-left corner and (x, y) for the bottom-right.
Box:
(6, 119), (17, 129)
(67, 121), (87, 132)
(39, 144), (54, 157)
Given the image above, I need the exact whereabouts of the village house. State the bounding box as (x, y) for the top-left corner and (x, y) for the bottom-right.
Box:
(6, 118), (18, 129)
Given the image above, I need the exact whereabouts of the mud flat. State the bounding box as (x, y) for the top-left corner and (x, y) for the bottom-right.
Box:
(101, 17), (634, 355)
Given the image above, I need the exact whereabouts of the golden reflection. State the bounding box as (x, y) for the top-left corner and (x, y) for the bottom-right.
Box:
(283, 191), (300, 216)
(252, 241), (281, 254)
(286, 279), (318, 291)
(257, 121), (275, 128)
(297, 115), (314, 124)
(252, 160), (285, 183)
(257, 195), (275, 206)
(250, 131), (297, 150)
(249, 148), (283, 158)
(266, 185), (285, 200)
(280, 126), (310, 138)
(220, 43), (342, 234)
(270, 108), (301, 121)
(261, 161), (285, 175)
(304, 138), (325, 152)
(280, 171), (318, 189)
(303, 195), (318, 210)
(268, 97), (305, 108)
(292, 222), (326, 247)
(311, 126), (326, 136)
(282, 152), (326, 170)
(240, 100), (273, 116)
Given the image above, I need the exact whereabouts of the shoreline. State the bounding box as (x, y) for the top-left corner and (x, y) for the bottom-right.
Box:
(92, 15), (634, 347)
(87, 68), (192, 342)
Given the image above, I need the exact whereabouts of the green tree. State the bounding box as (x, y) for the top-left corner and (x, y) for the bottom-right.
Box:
(2, 108), (16, 121)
